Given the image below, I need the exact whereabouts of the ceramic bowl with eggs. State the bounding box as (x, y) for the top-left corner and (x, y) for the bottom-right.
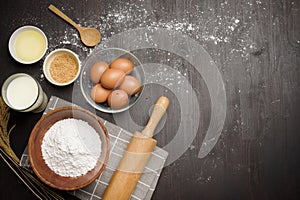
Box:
(80, 48), (145, 113)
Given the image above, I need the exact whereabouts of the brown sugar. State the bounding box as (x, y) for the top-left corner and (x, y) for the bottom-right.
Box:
(49, 54), (78, 83)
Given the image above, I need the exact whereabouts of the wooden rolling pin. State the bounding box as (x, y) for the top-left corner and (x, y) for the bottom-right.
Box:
(103, 96), (170, 200)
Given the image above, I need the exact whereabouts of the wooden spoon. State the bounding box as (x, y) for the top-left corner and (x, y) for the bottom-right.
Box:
(48, 4), (101, 47)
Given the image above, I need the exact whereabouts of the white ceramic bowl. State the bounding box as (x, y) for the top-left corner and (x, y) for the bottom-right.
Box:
(43, 48), (81, 86)
(8, 25), (48, 64)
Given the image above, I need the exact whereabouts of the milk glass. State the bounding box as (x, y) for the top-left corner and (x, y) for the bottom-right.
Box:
(1, 73), (48, 113)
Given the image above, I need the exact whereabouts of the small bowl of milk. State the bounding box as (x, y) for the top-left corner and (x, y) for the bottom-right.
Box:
(8, 25), (48, 64)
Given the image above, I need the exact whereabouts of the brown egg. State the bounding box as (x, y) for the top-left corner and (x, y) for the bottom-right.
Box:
(107, 89), (129, 109)
(110, 58), (134, 74)
(90, 61), (109, 83)
(101, 68), (125, 89)
(119, 75), (142, 95)
(90, 84), (111, 103)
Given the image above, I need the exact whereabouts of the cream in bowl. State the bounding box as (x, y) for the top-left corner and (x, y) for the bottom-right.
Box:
(43, 48), (81, 86)
(9, 25), (47, 64)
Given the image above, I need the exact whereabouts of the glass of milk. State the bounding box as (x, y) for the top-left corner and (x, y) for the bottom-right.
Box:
(1, 73), (48, 113)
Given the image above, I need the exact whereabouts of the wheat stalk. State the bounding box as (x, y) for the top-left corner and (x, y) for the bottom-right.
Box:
(0, 97), (64, 200)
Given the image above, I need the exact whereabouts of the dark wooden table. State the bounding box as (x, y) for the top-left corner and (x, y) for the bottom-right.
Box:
(1, 0), (299, 199)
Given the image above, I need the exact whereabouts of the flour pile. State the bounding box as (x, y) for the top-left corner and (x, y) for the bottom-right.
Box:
(41, 118), (102, 177)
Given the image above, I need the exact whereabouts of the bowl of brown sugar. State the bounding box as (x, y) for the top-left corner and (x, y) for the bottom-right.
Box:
(43, 48), (80, 86)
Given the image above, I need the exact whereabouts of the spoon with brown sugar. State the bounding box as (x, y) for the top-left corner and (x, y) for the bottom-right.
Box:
(48, 4), (101, 47)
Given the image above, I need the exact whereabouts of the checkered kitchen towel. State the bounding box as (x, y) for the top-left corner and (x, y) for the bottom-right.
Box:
(20, 96), (168, 200)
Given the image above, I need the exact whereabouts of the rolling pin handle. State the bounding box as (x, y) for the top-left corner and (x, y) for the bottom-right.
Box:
(142, 96), (170, 138)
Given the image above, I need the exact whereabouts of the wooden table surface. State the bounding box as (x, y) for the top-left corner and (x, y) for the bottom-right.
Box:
(0, 0), (299, 199)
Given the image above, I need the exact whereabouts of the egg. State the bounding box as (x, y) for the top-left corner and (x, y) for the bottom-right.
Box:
(101, 68), (125, 89)
(90, 61), (109, 83)
(119, 75), (142, 95)
(90, 84), (111, 103)
(107, 89), (129, 109)
(110, 58), (134, 74)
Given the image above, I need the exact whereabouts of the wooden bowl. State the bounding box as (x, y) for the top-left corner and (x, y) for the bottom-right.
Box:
(28, 106), (110, 190)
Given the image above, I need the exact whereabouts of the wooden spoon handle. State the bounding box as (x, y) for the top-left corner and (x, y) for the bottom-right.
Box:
(141, 96), (170, 138)
(48, 4), (80, 30)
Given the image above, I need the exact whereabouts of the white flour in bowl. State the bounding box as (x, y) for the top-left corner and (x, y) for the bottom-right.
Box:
(41, 118), (102, 177)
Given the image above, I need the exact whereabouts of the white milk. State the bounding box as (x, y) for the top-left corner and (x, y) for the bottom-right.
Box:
(6, 76), (39, 110)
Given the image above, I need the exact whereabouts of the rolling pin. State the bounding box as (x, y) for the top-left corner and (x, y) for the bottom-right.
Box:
(103, 96), (170, 200)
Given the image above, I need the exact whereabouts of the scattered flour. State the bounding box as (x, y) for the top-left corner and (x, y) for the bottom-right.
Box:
(45, 0), (266, 61)
(41, 118), (102, 177)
